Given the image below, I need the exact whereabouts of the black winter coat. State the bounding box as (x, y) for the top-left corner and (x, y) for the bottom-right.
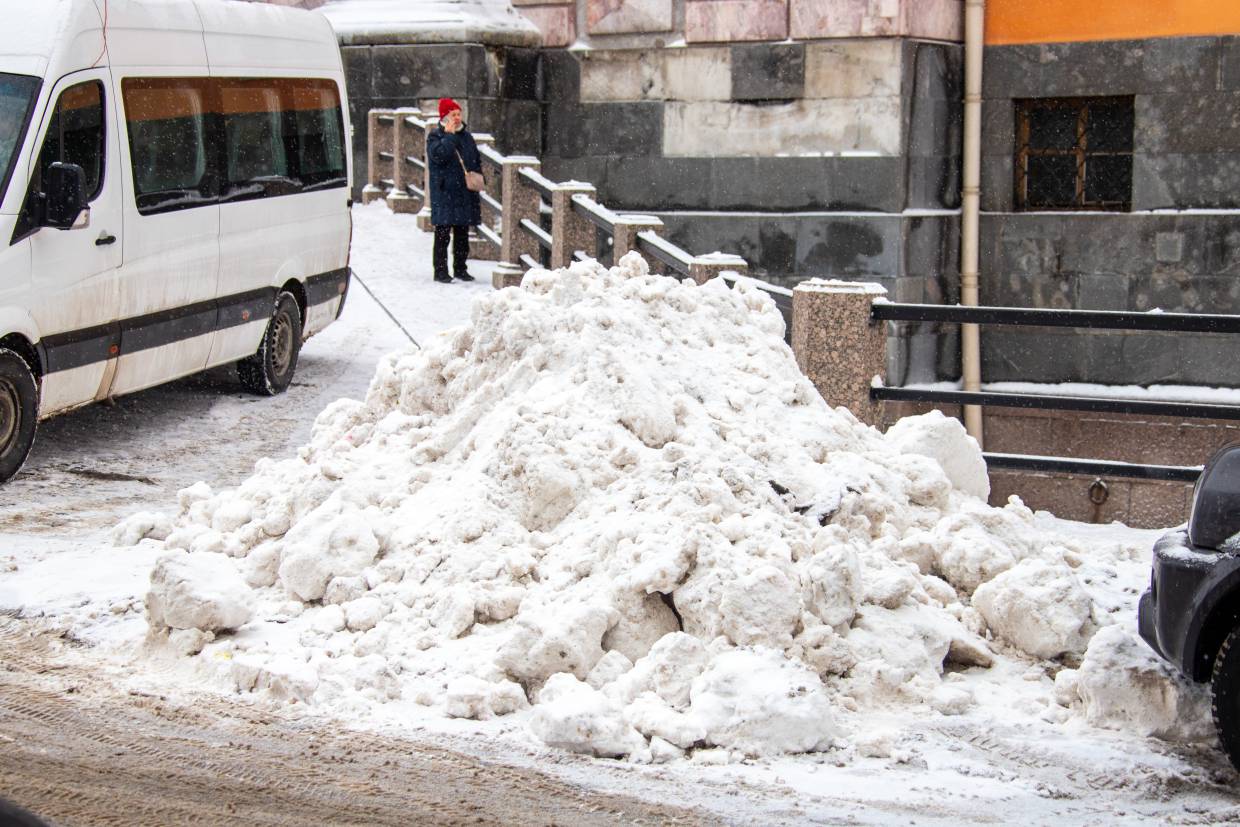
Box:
(427, 125), (482, 227)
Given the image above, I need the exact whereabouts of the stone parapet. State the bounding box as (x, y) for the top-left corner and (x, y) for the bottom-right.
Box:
(612, 215), (664, 260)
(500, 156), (546, 274)
(386, 107), (423, 214)
(364, 108), (395, 203)
(791, 279), (888, 426)
(688, 253), (747, 285)
(550, 181), (597, 268)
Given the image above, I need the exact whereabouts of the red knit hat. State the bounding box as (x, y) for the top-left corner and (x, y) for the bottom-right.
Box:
(438, 97), (461, 119)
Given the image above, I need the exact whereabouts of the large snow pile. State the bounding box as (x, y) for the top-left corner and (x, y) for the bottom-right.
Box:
(124, 254), (1208, 760)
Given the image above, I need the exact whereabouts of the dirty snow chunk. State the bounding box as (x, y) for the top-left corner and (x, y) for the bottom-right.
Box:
(649, 736), (685, 763)
(686, 648), (837, 756)
(112, 511), (174, 546)
(587, 649), (634, 690)
(601, 593), (680, 663)
(444, 676), (519, 720)
(146, 550), (254, 633)
(973, 557), (1095, 659)
(344, 597), (385, 632)
(177, 481), (213, 511)
(529, 674), (650, 759)
(610, 632), (709, 709)
(231, 653), (319, 703)
(885, 410), (990, 500)
(720, 565), (800, 648)
(277, 504), (382, 601)
(497, 602), (616, 682)
(444, 678), (489, 720)
(1056, 625), (1212, 740)
(930, 685), (973, 716)
(624, 692), (707, 749)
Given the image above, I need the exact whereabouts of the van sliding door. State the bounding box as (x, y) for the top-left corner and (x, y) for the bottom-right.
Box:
(212, 77), (350, 366)
(110, 76), (220, 397)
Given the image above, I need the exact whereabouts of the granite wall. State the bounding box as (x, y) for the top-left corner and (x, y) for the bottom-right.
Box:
(980, 35), (1240, 385)
(537, 39), (963, 279)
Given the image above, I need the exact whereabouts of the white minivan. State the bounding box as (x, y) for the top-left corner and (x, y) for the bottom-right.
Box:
(0, 0), (353, 483)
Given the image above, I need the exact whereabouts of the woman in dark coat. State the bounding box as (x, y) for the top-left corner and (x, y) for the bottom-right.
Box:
(427, 97), (482, 283)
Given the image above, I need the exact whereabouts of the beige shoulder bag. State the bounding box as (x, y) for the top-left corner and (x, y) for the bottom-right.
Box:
(456, 151), (485, 193)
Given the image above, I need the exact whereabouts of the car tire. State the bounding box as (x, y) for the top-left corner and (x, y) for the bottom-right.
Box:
(238, 291), (302, 396)
(0, 348), (38, 484)
(1212, 623), (1240, 769)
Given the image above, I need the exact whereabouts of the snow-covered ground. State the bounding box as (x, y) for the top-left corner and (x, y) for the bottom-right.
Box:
(3, 203), (1240, 825)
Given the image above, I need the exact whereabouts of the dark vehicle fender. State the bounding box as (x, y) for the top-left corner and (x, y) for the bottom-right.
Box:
(1187, 565), (1240, 681)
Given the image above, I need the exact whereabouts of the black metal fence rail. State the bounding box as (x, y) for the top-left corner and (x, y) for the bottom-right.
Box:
(872, 386), (1240, 422)
(872, 302), (1240, 333)
(983, 453), (1202, 483)
(869, 300), (1240, 482)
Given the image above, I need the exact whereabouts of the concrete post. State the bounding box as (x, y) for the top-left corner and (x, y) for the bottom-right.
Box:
(550, 182), (597, 269)
(612, 216), (664, 267)
(495, 157), (542, 289)
(791, 279), (888, 426)
(363, 109), (394, 204)
(387, 108), (419, 214)
(688, 254), (748, 285)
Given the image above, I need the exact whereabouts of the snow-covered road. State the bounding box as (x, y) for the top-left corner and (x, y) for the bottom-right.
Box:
(3, 204), (1240, 826)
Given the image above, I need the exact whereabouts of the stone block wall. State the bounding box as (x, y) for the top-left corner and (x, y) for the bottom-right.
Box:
(537, 38), (963, 281)
(511, 0), (963, 46)
(980, 35), (1240, 386)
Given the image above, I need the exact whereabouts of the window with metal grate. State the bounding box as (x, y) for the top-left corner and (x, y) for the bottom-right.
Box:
(1015, 96), (1134, 211)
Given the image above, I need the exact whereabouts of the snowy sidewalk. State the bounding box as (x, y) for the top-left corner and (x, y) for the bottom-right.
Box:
(345, 202), (498, 348)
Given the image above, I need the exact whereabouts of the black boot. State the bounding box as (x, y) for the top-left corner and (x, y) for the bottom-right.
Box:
(433, 225), (454, 282)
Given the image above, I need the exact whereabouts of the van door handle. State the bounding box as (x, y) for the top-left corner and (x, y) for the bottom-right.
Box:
(95, 233), (116, 246)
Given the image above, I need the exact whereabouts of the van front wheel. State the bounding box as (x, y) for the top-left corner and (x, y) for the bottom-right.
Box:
(238, 291), (302, 395)
(0, 349), (38, 484)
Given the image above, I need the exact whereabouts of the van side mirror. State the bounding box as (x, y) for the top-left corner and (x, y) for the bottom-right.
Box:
(42, 162), (88, 229)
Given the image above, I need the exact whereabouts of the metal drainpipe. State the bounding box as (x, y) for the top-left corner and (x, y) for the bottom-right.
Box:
(961, 0), (985, 445)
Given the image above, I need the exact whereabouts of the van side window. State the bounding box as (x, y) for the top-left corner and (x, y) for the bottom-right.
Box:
(220, 81), (294, 201)
(35, 80), (105, 201)
(121, 78), (214, 214)
(288, 80), (346, 191)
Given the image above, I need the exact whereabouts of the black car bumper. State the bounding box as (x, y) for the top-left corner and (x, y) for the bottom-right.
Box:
(1139, 528), (1240, 681)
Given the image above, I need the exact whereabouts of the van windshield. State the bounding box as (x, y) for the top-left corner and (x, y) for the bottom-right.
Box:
(0, 72), (40, 207)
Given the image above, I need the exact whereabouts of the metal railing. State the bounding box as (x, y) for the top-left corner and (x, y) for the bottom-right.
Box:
(869, 301), (1240, 482)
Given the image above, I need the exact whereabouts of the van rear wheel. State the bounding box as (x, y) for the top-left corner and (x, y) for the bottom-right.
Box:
(238, 291), (302, 395)
(1212, 623), (1240, 770)
(0, 348), (38, 484)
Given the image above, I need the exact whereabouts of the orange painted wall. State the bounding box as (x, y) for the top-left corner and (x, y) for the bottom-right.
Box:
(986, 0), (1240, 45)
